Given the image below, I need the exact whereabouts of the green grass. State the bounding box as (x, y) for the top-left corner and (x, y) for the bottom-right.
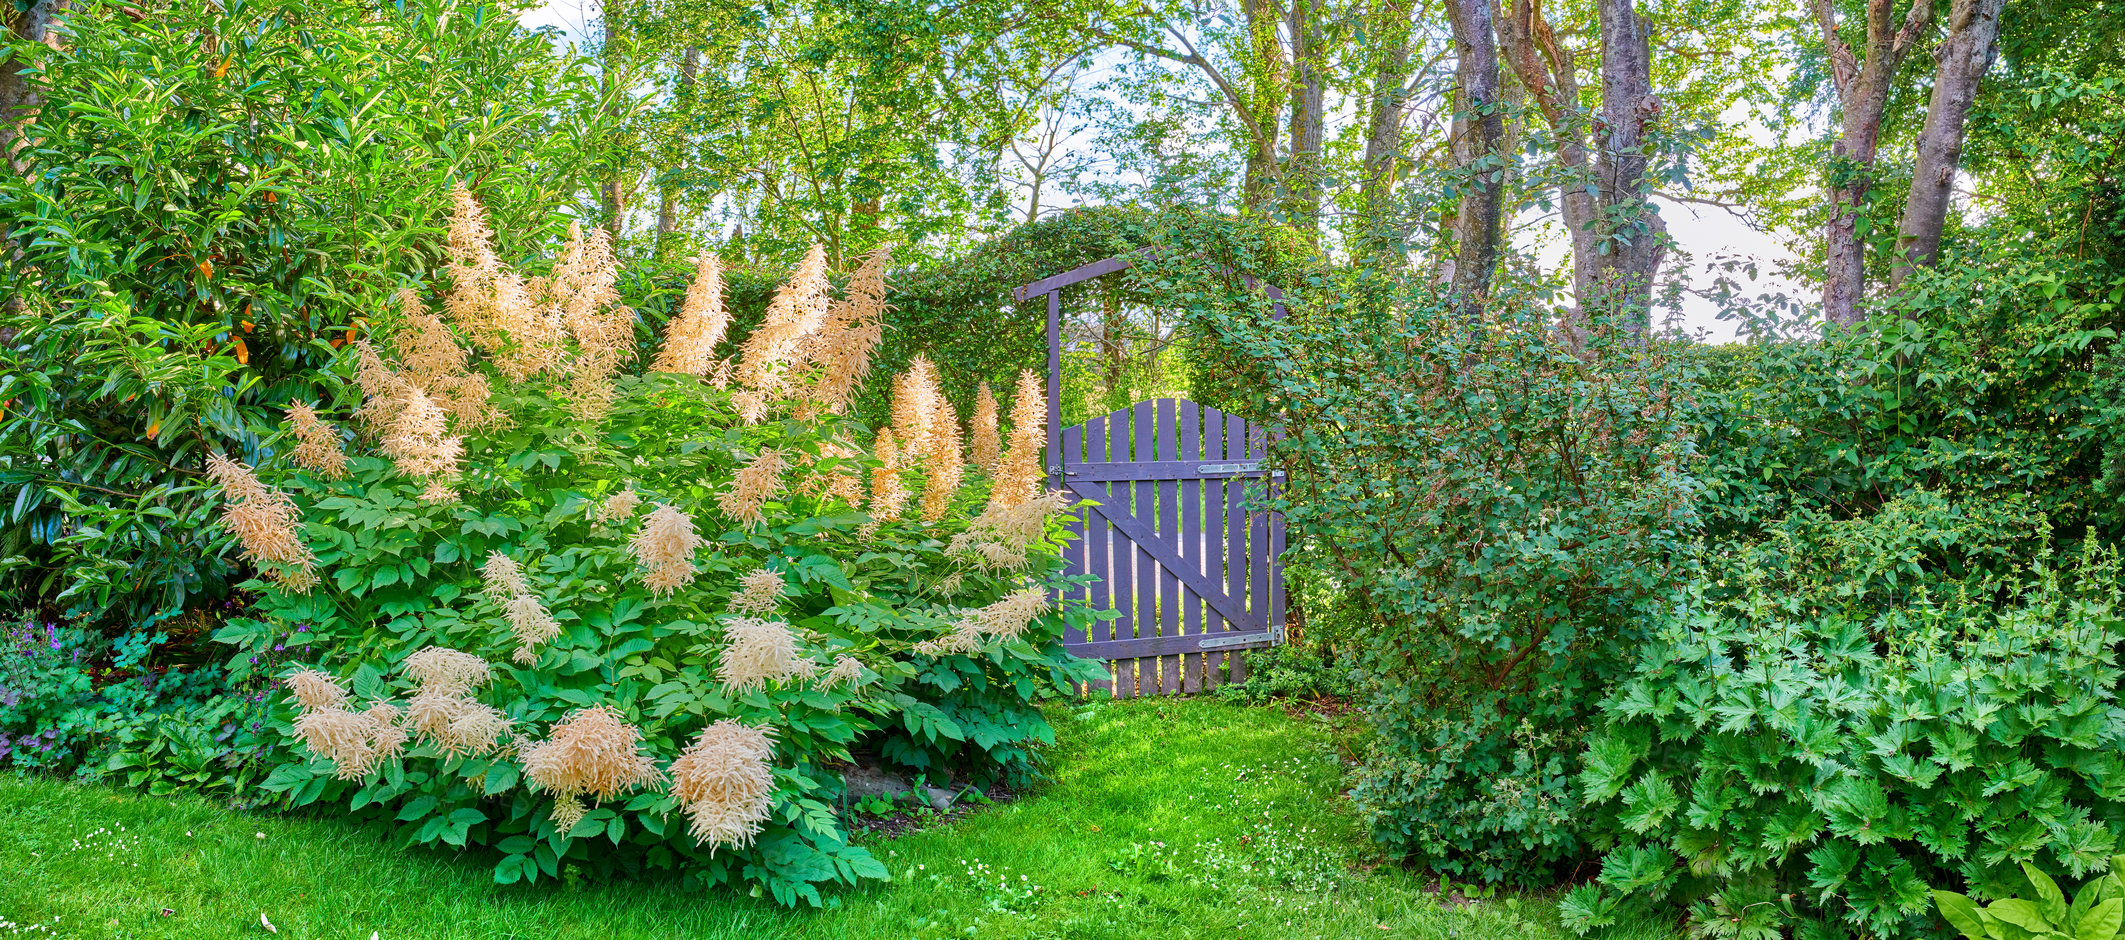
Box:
(0, 698), (1612, 940)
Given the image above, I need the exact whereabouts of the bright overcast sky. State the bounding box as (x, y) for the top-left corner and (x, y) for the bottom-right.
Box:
(523, 0), (1800, 343)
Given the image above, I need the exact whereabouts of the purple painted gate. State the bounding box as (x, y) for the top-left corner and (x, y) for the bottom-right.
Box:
(1055, 399), (1284, 696)
(1012, 254), (1287, 697)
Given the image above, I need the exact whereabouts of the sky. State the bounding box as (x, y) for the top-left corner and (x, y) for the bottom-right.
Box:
(522, 0), (1802, 343)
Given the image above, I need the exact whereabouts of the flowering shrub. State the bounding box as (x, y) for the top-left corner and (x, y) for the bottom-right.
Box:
(209, 190), (1102, 905)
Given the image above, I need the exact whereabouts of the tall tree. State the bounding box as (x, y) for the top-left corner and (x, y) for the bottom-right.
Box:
(1814, 0), (1933, 326)
(1498, 0), (1595, 318)
(1587, 0), (1665, 335)
(1285, 0), (1328, 238)
(1890, 0), (2008, 287)
(1495, 0), (1667, 337)
(1446, 0), (1506, 311)
(1358, 0), (1417, 264)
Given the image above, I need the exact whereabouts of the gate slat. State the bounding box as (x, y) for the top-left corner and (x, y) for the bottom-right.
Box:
(1131, 401), (1158, 694)
(1225, 414), (1250, 684)
(1178, 402), (1204, 693)
(1110, 412), (1140, 698)
(1082, 417), (1114, 696)
(1156, 399), (1181, 695)
(1198, 406), (1227, 690)
(1060, 422), (1087, 647)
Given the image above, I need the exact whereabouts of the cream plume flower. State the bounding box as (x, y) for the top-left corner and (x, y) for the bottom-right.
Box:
(505, 593), (562, 664)
(817, 655), (865, 691)
(481, 551), (531, 603)
(867, 429), (907, 525)
(350, 340), (411, 435)
(989, 369), (1047, 511)
(890, 358), (941, 461)
(285, 669), (350, 712)
(736, 245), (831, 396)
(593, 486), (641, 523)
(951, 490), (1071, 571)
(670, 721), (776, 852)
(631, 504), (704, 596)
(366, 701), (408, 763)
(912, 620), (985, 657)
(295, 707), (379, 780)
(204, 453), (318, 590)
(378, 386), (463, 502)
(718, 450), (786, 530)
(285, 402), (347, 479)
(651, 253), (731, 375)
(520, 705), (665, 810)
(715, 617), (818, 692)
(920, 392), (963, 522)
(729, 568), (785, 615)
(802, 246), (889, 415)
(969, 382), (1001, 472)
(400, 647), (493, 696)
(972, 587), (1050, 639)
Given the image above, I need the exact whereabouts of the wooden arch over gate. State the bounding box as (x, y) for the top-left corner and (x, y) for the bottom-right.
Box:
(1012, 254), (1287, 697)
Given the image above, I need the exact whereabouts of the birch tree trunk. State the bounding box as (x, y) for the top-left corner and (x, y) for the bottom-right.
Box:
(1815, 0), (1933, 327)
(1447, 0), (1506, 313)
(1890, 0), (2007, 289)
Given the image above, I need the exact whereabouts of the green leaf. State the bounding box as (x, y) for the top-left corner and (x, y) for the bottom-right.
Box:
(1936, 891), (1988, 940)
(2076, 898), (2122, 940)
(2029, 864), (2071, 924)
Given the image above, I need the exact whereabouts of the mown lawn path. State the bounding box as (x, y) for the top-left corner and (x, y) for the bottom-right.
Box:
(0, 699), (1580, 940)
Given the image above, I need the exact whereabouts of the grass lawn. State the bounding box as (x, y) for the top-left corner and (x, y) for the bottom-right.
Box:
(0, 698), (1632, 940)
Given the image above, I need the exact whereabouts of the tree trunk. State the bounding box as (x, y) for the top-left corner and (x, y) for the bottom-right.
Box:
(1360, 0), (1414, 265)
(1890, 0), (2006, 289)
(0, 0), (69, 177)
(1284, 0), (1326, 241)
(1587, 0), (1666, 336)
(1815, 0), (1933, 327)
(1240, 0), (1288, 213)
(1447, 0), (1506, 314)
(655, 46), (701, 259)
(1498, 0), (1597, 331)
(599, 0), (633, 239)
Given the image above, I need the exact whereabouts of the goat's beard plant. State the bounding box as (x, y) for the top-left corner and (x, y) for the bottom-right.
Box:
(210, 186), (1101, 906)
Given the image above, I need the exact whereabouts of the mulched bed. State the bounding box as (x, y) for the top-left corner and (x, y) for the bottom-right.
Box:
(844, 783), (1019, 843)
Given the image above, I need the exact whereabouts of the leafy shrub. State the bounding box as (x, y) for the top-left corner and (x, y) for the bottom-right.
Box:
(208, 198), (1101, 905)
(1697, 248), (2124, 543)
(1, 297), (264, 620)
(0, 0), (612, 625)
(1138, 236), (1703, 884)
(1565, 506), (2125, 940)
(1216, 562), (1369, 707)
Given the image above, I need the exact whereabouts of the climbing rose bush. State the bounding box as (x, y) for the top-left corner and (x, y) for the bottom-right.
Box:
(210, 188), (1102, 905)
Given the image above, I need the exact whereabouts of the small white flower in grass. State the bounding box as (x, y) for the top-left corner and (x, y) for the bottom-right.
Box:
(261, 912), (276, 934)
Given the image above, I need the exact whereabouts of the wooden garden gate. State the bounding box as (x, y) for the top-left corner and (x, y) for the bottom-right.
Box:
(1013, 255), (1286, 697)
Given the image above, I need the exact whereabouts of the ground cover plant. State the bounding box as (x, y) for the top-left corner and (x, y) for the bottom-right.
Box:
(0, 698), (1622, 940)
(198, 189), (1104, 905)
